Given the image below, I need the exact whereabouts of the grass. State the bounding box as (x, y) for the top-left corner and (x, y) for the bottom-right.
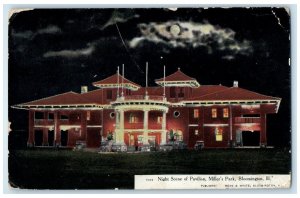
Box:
(8, 148), (291, 189)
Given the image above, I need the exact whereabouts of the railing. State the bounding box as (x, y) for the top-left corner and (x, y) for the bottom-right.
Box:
(121, 95), (165, 101)
(235, 117), (261, 124)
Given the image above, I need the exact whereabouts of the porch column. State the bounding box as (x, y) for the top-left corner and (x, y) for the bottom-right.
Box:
(143, 110), (149, 145)
(116, 110), (125, 144)
(54, 112), (61, 146)
(42, 128), (49, 146)
(260, 113), (267, 147)
(161, 111), (167, 144)
(81, 111), (87, 141)
(27, 110), (34, 147)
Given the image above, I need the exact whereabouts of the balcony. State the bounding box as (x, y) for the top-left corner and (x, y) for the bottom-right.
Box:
(235, 117), (261, 124)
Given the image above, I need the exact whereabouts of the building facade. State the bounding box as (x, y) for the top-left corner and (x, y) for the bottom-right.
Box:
(13, 68), (281, 149)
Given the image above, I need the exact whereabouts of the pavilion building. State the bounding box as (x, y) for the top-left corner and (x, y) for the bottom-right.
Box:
(13, 68), (281, 149)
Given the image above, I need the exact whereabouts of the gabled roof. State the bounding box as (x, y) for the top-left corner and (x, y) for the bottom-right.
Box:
(92, 73), (141, 90)
(187, 87), (281, 101)
(155, 68), (200, 88)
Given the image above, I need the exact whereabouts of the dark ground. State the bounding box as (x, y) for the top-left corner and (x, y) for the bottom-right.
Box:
(8, 149), (291, 189)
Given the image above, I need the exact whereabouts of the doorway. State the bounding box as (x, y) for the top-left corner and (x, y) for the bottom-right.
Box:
(48, 130), (54, 146)
(34, 130), (43, 146)
(242, 131), (260, 146)
(61, 130), (68, 146)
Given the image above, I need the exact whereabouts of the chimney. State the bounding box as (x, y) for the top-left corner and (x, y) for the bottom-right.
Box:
(81, 86), (88, 93)
(233, 81), (238, 87)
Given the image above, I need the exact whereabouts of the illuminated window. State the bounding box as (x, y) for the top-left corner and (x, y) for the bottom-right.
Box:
(215, 128), (223, 141)
(157, 116), (163, 124)
(194, 109), (199, 118)
(212, 108), (217, 118)
(87, 111), (91, 121)
(194, 129), (199, 135)
(223, 108), (229, 118)
(129, 113), (138, 123)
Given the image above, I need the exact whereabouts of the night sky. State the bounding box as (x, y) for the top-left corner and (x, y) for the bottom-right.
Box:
(8, 8), (290, 147)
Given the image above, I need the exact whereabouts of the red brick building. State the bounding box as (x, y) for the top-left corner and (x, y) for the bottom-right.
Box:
(13, 68), (281, 149)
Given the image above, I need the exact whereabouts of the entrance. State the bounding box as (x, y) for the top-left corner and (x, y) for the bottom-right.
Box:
(34, 130), (43, 146)
(61, 130), (68, 146)
(48, 130), (54, 146)
(242, 131), (260, 146)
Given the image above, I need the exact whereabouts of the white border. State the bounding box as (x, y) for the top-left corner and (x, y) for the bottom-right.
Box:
(1, 1), (298, 197)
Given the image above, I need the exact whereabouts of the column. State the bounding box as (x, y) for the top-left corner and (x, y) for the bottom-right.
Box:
(54, 112), (61, 146)
(143, 110), (149, 145)
(81, 111), (87, 141)
(260, 113), (267, 147)
(115, 110), (125, 144)
(161, 111), (167, 144)
(42, 128), (49, 146)
(27, 110), (34, 147)
(119, 110), (124, 143)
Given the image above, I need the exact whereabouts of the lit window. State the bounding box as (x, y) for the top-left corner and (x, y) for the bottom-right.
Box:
(195, 129), (199, 135)
(223, 108), (229, 118)
(129, 114), (138, 123)
(194, 109), (199, 118)
(87, 111), (91, 121)
(215, 128), (223, 141)
(157, 116), (163, 124)
(212, 108), (217, 118)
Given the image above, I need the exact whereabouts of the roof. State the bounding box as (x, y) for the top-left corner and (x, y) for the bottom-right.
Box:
(92, 73), (141, 90)
(155, 68), (200, 87)
(187, 87), (281, 101)
(17, 91), (96, 106)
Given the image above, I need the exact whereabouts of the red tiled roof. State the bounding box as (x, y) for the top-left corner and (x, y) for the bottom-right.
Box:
(19, 91), (96, 106)
(155, 69), (197, 82)
(190, 85), (229, 98)
(93, 73), (140, 88)
(187, 87), (281, 101)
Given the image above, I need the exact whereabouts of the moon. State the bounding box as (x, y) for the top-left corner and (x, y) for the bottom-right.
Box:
(170, 24), (181, 36)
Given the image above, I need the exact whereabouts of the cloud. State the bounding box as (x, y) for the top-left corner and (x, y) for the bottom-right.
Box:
(11, 25), (61, 40)
(101, 9), (139, 30)
(37, 25), (61, 34)
(129, 21), (253, 58)
(43, 45), (95, 58)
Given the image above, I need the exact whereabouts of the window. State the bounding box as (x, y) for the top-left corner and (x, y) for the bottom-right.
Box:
(173, 111), (180, 118)
(170, 87), (176, 98)
(129, 113), (138, 123)
(193, 109), (199, 118)
(157, 116), (163, 124)
(60, 114), (69, 120)
(212, 108), (217, 118)
(215, 128), (223, 141)
(194, 129), (199, 135)
(110, 112), (115, 119)
(223, 108), (229, 118)
(87, 111), (91, 121)
(138, 135), (143, 144)
(178, 88), (184, 98)
(107, 90), (112, 100)
(48, 113), (54, 120)
(34, 112), (44, 119)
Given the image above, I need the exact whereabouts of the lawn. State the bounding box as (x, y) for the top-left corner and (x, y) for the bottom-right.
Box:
(8, 148), (291, 189)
